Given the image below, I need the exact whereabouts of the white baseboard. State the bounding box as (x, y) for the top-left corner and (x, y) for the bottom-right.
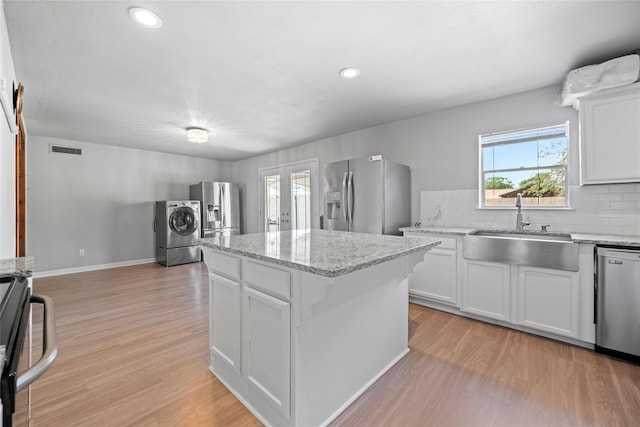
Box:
(33, 258), (158, 278)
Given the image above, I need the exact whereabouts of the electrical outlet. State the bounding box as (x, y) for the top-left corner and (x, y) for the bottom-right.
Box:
(79, 249), (85, 256)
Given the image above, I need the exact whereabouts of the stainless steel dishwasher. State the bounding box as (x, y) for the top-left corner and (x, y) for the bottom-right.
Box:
(595, 246), (640, 361)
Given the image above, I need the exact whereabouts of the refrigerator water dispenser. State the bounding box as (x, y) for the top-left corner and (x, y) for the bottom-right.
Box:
(326, 191), (341, 219)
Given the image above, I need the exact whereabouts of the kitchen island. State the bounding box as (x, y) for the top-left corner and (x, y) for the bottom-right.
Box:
(198, 229), (439, 427)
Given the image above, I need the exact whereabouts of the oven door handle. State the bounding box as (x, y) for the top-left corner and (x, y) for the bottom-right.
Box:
(16, 294), (58, 392)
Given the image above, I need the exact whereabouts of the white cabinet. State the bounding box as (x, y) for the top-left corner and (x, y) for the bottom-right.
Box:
(242, 260), (292, 417)
(461, 260), (512, 321)
(461, 259), (582, 339)
(516, 266), (580, 338)
(579, 83), (640, 184)
(203, 250), (292, 419)
(404, 232), (459, 306)
(209, 272), (241, 373)
(244, 286), (291, 417)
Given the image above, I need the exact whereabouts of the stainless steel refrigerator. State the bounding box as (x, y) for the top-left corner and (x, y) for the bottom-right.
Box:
(189, 181), (241, 237)
(322, 155), (410, 235)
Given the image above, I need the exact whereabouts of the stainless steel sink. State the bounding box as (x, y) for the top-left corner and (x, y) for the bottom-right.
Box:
(463, 229), (578, 271)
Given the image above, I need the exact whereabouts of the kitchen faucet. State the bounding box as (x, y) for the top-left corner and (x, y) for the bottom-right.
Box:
(515, 193), (530, 231)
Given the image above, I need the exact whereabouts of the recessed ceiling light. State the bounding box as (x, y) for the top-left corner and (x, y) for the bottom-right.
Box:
(339, 67), (361, 79)
(187, 127), (208, 143)
(129, 7), (162, 29)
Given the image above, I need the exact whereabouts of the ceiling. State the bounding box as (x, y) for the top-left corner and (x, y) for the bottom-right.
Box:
(4, 1), (640, 162)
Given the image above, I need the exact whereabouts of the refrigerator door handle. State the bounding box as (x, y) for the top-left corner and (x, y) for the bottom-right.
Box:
(347, 170), (354, 227)
(220, 185), (225, 226)
(342, 171), (349, 224)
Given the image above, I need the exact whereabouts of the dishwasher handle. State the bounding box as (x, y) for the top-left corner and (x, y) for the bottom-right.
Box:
(597, 246), (640, 261)
(16, 294), (58, 392)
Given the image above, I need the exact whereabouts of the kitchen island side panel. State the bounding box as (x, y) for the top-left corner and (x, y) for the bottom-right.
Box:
(293, 255), (410, 426)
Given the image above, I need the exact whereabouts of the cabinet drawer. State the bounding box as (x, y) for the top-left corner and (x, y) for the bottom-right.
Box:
(244, 261), (291, 301)
(202, 249), (241, 281)
(405, 232), (457, 250)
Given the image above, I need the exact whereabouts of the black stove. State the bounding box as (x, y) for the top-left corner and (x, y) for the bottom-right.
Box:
(0, 275), (23, 306)
(1, 274), (30, 426)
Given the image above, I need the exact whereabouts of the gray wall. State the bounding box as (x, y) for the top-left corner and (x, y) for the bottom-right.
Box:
(27, 136), (232, 273)
(234, 84), (578, 233)
(0, 108), (15, 258)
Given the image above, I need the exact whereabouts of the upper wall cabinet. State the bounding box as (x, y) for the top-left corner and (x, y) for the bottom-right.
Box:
(579, 83), (640, 185)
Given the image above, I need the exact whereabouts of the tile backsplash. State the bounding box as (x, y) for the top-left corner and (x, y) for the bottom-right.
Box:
(420, 184), (640, 236)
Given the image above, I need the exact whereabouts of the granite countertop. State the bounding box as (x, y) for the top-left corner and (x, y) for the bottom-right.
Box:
(570, 233), (640, 247)
(400, 226), (640, 247)
(198, 229), (440, 278)
(0, 256), (34, 277)
(399, 226), (476, 236)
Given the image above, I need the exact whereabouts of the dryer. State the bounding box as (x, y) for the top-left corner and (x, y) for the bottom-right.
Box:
(156, 200), (201, 266)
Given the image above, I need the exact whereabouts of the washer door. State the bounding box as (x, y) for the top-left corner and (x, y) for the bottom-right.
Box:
(167, 206), (199, 248)
(169, 207), (198, 236)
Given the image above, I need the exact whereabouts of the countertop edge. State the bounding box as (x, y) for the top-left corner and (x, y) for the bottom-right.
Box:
(570, 234), (640, 247)
(401, 227), (640, 247)
(399, 226), (475, 236)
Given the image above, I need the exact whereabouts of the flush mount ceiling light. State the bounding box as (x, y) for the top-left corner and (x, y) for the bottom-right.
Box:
(187, 127), (208, 143)
(128, 7), (163, 29)
(339, 67), (361, 79)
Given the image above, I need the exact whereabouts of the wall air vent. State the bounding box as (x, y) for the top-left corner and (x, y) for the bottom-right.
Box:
(50, 145), (82, 155)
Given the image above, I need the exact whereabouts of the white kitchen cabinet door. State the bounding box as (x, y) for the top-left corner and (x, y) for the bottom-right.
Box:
(209, 272), (241, 373)
(461, 260), (511, 321)
(244, 286), (291, 418)
(517, 266), (580, 338)
(579, 83), (640, 184)
(405, 233), (458, 305)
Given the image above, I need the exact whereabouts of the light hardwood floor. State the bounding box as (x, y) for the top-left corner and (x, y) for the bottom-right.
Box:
(19, 262), (640, 426)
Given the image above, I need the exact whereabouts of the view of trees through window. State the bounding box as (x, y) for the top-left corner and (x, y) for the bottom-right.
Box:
(481, 123), (568, 207)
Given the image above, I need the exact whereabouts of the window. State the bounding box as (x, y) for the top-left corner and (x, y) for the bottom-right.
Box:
(480, 123), (569, 208)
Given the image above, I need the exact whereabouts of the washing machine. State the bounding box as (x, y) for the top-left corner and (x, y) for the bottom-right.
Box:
(155, 200), (201, 266)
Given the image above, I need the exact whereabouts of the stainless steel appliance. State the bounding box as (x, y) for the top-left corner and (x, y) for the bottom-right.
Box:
(1, 275), (57, 426)
(189, 182), (241, 237)
(595, 246), (640, 361)
(322, 155), (410, 235)
(155, 201), (201, 266)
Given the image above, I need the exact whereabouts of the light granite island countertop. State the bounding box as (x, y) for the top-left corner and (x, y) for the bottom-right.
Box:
(198, 229), (439, 427)
(197, 228), (440, 277)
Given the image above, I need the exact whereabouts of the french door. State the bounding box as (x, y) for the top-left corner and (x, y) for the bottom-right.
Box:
(259, 159), (317, 232)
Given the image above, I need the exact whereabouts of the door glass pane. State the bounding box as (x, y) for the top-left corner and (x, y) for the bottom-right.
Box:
(265, 175), (280, 232)
(290, 170), (311, 230)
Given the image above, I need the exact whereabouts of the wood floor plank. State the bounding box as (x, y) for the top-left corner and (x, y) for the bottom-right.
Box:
(15, 262), (640, 426)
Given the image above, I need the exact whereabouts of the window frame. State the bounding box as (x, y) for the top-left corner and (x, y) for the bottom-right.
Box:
(478, 122), (570, 209)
